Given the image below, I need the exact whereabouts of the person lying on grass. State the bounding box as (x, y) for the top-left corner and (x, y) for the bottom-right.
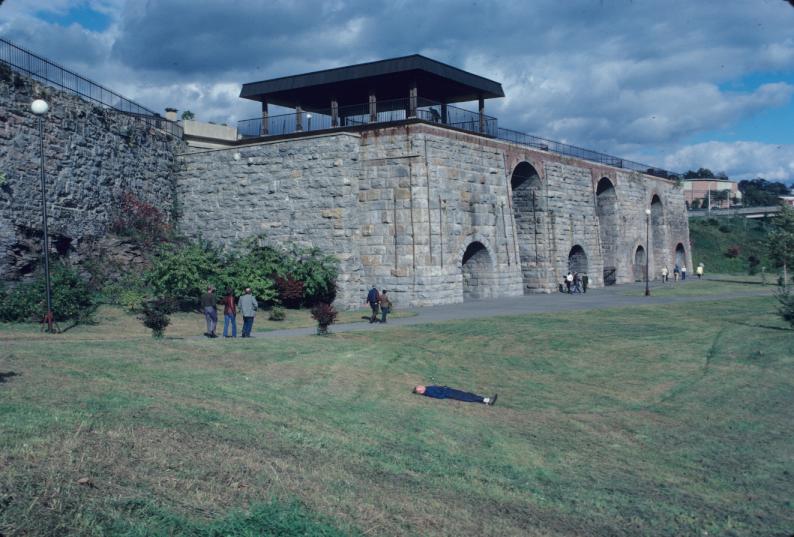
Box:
(412, 385), (497, 405)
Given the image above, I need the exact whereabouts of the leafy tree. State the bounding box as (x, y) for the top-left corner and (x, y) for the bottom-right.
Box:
(767, 205), (794, 287)
(738, 178), (790, 207)
(181, 110), (195, 121)
(684, 168), (715, 179)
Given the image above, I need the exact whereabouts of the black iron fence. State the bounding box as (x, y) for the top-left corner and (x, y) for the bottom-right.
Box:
(0, 37), (182, 138)
(238, 98), (498, 139)
(237, 97), (675, 179)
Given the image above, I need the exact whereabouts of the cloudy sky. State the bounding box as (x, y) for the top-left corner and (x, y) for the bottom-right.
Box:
(2, 0), (794, 182)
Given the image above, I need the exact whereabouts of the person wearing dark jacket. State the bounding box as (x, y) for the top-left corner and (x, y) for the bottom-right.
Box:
(222, 287), (237, 338)
(366, 285), (380, 323)
(412, 385), (497, 405)
(200, 286), (218, 338)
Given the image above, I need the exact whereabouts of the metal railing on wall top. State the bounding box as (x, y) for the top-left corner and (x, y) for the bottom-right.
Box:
(0, 37), (182, 138)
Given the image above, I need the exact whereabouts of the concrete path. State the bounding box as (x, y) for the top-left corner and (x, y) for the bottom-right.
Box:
(248, 279), (773, 339)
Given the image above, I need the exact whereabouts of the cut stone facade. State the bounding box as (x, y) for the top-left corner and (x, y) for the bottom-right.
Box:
(177, 123), (691, 308)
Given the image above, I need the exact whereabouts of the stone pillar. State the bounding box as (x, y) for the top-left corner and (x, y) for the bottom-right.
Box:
(478, 95), (485, 133)
(408, 81), (417, 118)
(260, 99), (269, 135)
(369, 91), (377, 123)
(295, 104), (303, 132)
(164, 107), (178, 121)
(331, 97), (339, 127)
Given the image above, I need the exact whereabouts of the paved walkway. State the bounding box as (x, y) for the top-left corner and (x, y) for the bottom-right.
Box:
(250, 279), (773, 339)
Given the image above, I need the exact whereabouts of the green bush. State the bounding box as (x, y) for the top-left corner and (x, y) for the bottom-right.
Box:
(775, 287), (794, 329)
(269, 306), (286, 321)
(0, 262), (97, 323)
(145, 242), (222, 309)
(139, 297), (175, 338)
(221, 253), (278, 305)
(291, 247), (338, 305)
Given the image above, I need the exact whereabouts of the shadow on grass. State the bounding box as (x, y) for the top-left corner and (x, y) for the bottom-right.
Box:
(0, 371), (19, 383)
(729, 320), (792, 332)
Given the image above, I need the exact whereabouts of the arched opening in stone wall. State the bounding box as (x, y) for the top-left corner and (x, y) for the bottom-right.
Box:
(510, 162), (544, 275)
(567, 245), (588, 275)
(675, 243), (686, 268)
(462, 241), (495, 301)
(650, 195), (665, 274)
(633, 245), (646, 281)
(596, 177), (619, 285)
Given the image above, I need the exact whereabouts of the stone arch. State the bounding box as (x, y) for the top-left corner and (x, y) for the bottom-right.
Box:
(633, 245), (647, 282)
(461, 240), (496, 301)
(650, 194), (665, 274)
(596, 177), (619, 285)
(510, 161), (545, 290)
(675, 242), (686, 268)
(567, 245), (588, 275)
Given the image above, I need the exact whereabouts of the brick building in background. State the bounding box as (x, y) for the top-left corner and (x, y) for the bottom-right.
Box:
(682, 178), (741, 209)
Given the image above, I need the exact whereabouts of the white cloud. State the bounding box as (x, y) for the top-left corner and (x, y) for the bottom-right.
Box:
(664, 141), (794, 181)
(2, 0), (794, 180)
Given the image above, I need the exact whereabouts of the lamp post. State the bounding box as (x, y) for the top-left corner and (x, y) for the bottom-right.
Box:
(644, 208), (651, 297)
(306, 113), (312, 131)
(31, 99), (54, 332)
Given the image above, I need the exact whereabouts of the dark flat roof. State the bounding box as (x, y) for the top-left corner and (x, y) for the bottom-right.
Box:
(240, 54), (504, 110)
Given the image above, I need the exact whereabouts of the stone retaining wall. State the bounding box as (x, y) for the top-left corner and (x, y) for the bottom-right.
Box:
(0, 64), (183, 279)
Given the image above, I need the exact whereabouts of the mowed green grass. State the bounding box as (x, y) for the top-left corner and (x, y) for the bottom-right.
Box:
(1, 297), (793, 536)
(621, 275), (772, 297)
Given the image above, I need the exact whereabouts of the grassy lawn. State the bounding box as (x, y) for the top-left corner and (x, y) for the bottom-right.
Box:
(0, 305), (416, 341)
(1, 297), (793, 536)
(622, 275), (774, 297)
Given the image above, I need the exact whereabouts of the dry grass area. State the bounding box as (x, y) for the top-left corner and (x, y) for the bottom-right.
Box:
(1, 297), (793, 536)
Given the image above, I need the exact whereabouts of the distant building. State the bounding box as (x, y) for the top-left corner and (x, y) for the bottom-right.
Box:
(683, 178), (741, 209)
(780, 195), (794, 207)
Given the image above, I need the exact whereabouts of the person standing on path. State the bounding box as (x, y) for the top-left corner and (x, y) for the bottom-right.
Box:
(238, 287), (258, 337)
(201, 286), (218, 338)
(366, 285), (381, 323)
(681, 265), (687, 280)
(413, 385), (497, 405)
(674, 264), (680, 282)
(696, 263), (704, 279)
(379, 290), (392, 323)
(572, 272), (583, 294)
(661, 266), (669, 283)
(222, 287), (237, 338)
(565, 272), (573, 293)
(582, 273), (589, 293)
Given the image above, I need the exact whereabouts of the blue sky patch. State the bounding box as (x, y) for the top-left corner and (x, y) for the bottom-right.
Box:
(37, 5), (111, 32)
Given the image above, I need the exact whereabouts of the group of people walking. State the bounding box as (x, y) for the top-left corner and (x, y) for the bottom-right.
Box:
(366, 285), (393, 323)
(660, 263), (703, 282)
(562, 272), (588, 294)
(201, 286), (259, 338)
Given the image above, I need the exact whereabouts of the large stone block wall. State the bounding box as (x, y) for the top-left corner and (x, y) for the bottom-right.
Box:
(176, 122), (690, 308)
(175, 134), (366, 307)
(0, 64), (183, 279)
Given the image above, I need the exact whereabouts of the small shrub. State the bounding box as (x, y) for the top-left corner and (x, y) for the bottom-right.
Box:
(311, 302), (337, 334)
(775, 287), (794, 329)
(725, 245), (741, 258)
(275, 275), (304, 308)
(269, 306), (286, 321)
(139, 297), (175, 338)
(748, 255), (761, 275)
(718, 224), (731, 233)
(111, 191), (171, 246)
